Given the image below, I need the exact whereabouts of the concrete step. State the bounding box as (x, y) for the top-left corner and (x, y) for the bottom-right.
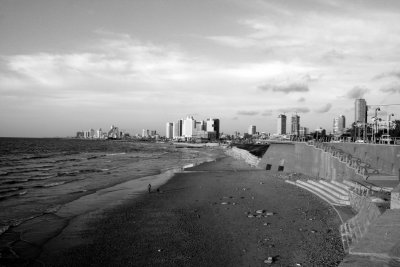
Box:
(332, 180), (351, 192)
(307, 180), (350, 204)
(319, 180), (350, 198)
(296, 180), (349, 206)
(285, 180), (339, 206)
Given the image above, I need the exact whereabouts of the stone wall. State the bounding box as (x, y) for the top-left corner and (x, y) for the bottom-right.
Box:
(226, 147), (261, 167)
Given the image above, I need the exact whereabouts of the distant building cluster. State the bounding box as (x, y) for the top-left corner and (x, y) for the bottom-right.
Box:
(166, 116), (220, 141)
(275, 114), (309, 140)
(76, 125), (125, 139)
(141, 129), (159, 139)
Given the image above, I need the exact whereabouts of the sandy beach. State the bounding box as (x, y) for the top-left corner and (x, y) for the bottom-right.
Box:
(37, 155), (345, 266)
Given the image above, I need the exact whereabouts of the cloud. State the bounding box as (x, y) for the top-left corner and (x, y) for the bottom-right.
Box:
(314, 103), (332, 113)
(322, 49), (346, 61)
(258, 83), (309, 94)
(277, 107), (310, 113)
(380, 83), (400, 94)
(2, 33), (200, 90)
(346, 86), (370, 99)
(206, 36), (256, 48)
(374, 70), (400, 80)
(298, 97), (306, 102)
(237, 110), (259, 116)
(261, 110), (273, 116)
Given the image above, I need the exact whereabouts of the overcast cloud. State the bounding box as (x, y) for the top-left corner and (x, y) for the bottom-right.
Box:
(1, 0), (400, 136)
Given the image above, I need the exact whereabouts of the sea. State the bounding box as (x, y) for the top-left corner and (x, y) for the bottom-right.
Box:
(0, 138), (221, 256)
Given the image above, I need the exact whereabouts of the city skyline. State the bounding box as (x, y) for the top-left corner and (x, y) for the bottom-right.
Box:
(1, 0), (400, 137)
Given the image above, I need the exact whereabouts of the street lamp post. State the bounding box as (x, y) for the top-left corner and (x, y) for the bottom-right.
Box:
(374, 107), (380, 143)
(388, 113), (395, 136)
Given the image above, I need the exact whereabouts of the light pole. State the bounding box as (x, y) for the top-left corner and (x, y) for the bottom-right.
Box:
(373, 107), (380, 143)
(387, 113), (395, 135)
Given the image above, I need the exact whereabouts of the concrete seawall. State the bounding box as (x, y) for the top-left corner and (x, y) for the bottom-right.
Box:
(257, 142), (364, 182)
(254, 142), (400, 265)
(329, 143), (400, 176)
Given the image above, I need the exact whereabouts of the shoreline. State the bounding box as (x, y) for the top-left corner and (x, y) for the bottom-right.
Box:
(37, 155), (345, 266)
(0, 146), (226, 266)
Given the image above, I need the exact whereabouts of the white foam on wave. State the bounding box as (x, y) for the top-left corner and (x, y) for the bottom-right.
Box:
(43, 181), (66, 187)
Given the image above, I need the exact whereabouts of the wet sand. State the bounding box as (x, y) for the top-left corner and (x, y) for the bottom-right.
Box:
(38, 156), (345, 266)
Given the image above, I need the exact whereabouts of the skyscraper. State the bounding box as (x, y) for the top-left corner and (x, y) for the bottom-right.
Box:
(166, 122), (173, 139)
(182, 116), (196, 138)
(333, 115), (346, 134)
(248, 125), (256, 135)
(205, 118), (220, 139)
(355, 99), (367, 123)
(277, 114), (286, 135)
(291, 115), (300, 136)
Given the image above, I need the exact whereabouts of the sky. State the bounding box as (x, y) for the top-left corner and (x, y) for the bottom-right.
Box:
(1, 0), (400, 137)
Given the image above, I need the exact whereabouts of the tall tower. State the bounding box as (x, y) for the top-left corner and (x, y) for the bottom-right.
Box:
(248, 125), (256, 135)
(166, 122), (173, 139)
(206, 118), (220, 139)
(355, 99), (367, 123)
(277, 114), (286, 135)
(291, 115), (300, 136)
(182, 116), (196, 138)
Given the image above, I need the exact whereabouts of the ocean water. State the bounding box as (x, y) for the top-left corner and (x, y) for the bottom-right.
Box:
(0, 138), (219, 237)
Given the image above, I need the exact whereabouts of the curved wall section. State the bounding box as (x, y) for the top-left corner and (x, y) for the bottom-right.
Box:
(328, 143), (400, 176)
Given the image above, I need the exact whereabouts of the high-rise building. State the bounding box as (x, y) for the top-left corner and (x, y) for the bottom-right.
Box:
(206, 118), (220, 139)
(299, 127), (309, 136)
(183, 116), (196, 138)
(333, 115), (346, 134)
(248, 125), (256, 135)
(277, 114), (286, 135)
(142, 129), (149, 138)
(166, 123), (173, 139)
(291, 115), (300, 136)
(355, 99), (367, 123)
(96, 128), (103, 139)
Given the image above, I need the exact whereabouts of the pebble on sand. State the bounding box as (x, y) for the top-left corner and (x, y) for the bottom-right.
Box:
(264, 257), (273, 264)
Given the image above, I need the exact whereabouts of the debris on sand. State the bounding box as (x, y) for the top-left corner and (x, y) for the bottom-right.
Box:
(264, 257), (273, 264)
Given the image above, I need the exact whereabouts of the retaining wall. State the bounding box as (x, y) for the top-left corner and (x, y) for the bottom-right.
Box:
(329, 143), (400, 176)
(258, 142), (364, 182)
(226, 147), (261, 167)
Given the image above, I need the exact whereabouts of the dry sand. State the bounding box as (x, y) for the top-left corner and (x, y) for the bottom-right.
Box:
(39, 155), (345, 266)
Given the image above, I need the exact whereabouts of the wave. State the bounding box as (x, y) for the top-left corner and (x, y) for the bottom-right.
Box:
(44, 205), (62, 214)
(69, 189), (88, 194)
(43, 181), (66, 188)
(0, 187), (23, 194)
(29, 175), (54, 181)
(0, 179), (29, 185)
(0, 190), (27, 201)
(106, 152), (126, 156)
(54, 158), (81, 163)
(56, 171), (79, 177)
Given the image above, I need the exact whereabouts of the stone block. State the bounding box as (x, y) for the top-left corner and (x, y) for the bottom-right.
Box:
(391, 184), (400, 209)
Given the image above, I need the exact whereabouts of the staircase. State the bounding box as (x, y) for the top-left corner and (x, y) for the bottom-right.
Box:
(285, 179), (351, 206)
(285, 179), (354, 251)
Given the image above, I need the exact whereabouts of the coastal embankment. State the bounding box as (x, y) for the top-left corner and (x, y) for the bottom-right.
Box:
(230, 142), (400, 266)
